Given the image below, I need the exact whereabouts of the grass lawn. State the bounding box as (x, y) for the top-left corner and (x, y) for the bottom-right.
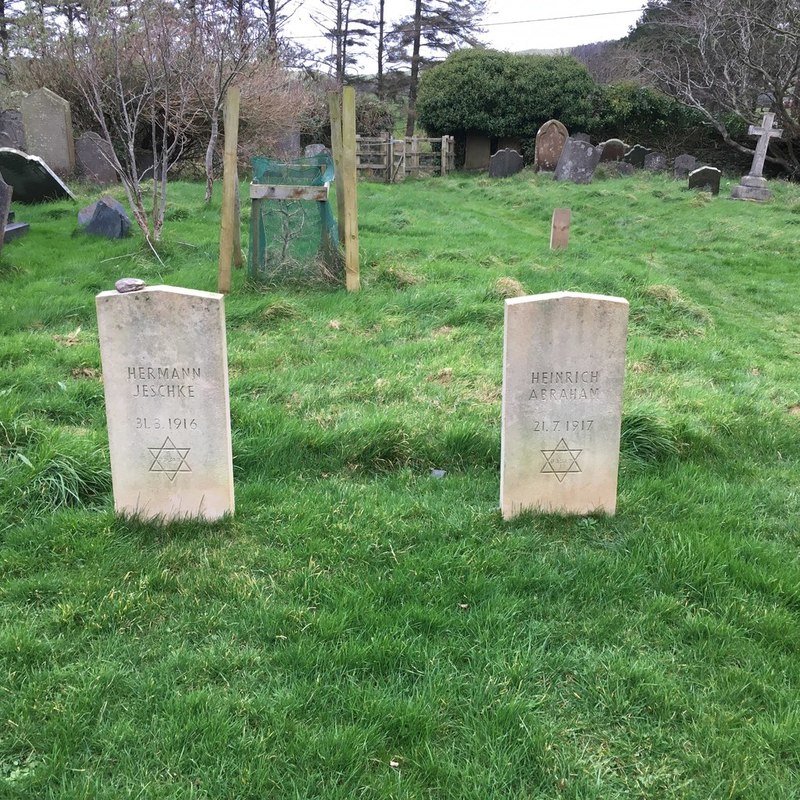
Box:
(1, 169), (800, 798)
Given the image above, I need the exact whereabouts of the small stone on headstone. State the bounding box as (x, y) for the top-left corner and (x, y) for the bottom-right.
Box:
(673, 153), (697, 180)
(644, 152), (668, 172)
(550, 208), (570, 250)
(688, 166), (721, 195)
(489, 148), (524, 178)
(623, 144), (651, 168)
(115, 277), (145, 293)
(553, 139), (601, 184)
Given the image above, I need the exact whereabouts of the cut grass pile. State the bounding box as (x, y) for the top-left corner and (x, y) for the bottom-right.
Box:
(1, 170), (800, 798)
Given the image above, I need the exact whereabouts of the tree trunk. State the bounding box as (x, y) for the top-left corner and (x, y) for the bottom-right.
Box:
(405, 0), (422, 138)
(205, 109), (220, 204)
(376, 0), (385, 99)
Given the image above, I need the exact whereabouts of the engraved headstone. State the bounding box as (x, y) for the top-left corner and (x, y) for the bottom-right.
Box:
(623, 144), (651, 168)
(644, 151), (668, 172)
(534, 119), (569, 172)
(21, 88), (75, 175)
(553, 138), (601, 185)
(688, 165), (721, 195)
(0, 110), (26, 150)
(465, 133), (491, 170)
(0, 147), (75, 203)
(730, 112), (783, 202)
(550, 208), (570, 250)
(500, 291), (629, 518)
(599, 139), (626, 162)
(673, 153), (697, 180)
(75, 132), (118, 185)
(96, 285), (235, 521)
(489, 148), (524, 178)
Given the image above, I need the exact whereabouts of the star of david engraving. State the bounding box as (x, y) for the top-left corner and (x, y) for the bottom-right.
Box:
(541, 438), (582, 482)
(148, 436), (192, 481)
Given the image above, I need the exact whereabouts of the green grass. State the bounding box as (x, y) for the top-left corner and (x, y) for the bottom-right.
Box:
(1, 170), (800, 798)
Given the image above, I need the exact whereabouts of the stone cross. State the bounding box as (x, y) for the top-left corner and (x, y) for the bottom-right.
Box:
(747, 112), (782, 179)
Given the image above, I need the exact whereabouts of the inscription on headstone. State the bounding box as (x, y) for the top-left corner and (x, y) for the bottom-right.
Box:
(500, 292), (629, 518)
(550, 208), (570, 250)
(96, 285), (234, 521)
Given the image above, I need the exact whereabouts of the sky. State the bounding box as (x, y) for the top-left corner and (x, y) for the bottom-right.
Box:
(283, 1), (649, 69)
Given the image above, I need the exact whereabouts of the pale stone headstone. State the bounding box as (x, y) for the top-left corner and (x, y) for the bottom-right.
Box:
(96, 285), (235, 521)
(0, 147), (75, 203)
(623, 144), (651, 168)
(465, 133), (491, 170)
(500, 291), (629, 518)
(21, 88), (75, 176)
(644, 151), (668, 172)
(75, 132), (118, 185)
(599, 139), (626, 162)
(553, 138), (601, 184)
(534, 119), (569, 172)
(550, 208), (570, 250)
(489, 148), (524, 178)
(731, 112), (783, 202)
(688, 165), (721, 195)
(673, 153), (697, 179)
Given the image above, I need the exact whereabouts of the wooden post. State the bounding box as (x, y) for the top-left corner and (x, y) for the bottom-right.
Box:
(387, 133), (393, 184)
(328, 91), (346, 246)
(218, 86), (241, 294)
(340, 86), (360, 291)
(550, 208), (571, 250)
(411, 136), (419, 177)
(233, 169), (243, 269)
(440, 135), (447, 176)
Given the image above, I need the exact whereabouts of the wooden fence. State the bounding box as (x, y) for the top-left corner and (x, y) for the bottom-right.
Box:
(355, 134), (455, 182)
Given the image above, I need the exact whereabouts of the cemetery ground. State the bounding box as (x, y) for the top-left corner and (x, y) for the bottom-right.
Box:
(1, 169), (800, 799)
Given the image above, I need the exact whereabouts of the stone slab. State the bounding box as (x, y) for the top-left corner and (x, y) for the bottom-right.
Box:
(4, 221), (29, 243)
(534, 119), (569, 172)
(0, 147), (75, 203)
(79, 195), (131, 238)
(553, 139), (601, 184)
(489, 148), (524, 178)
(21, 87), (75, 175)
(75, 132), (118, 185)
(550, 208), (570, 250)
(599, 139), (626, 162)
(96, 285), (235, 521)
(644, 151), (668, 172)
(673, 153), (697, 179)
(464, 133), (491, 170)
(500, 291), (629, 518)
(623, 144), (651, 168)
(688, 165), (721, 195)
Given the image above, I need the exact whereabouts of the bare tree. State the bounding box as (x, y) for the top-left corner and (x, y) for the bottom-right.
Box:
(630, 0), (800, 175)
(312, 0), (374, 83)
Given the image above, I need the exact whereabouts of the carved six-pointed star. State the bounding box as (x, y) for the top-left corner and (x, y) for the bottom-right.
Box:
(540, 438), (582, 483)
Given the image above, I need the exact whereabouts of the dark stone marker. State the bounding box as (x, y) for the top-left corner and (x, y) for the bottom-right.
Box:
(0, 110), (26, 150)
(78, 195), (131, 238)
(553, 138), (602, 185)
(0, 147), (75, 203)
(599, 139), (626, 162)
(0, 175), (11, 252)
(75, 132), (118, 185)
(673, 154), (698, 180)
(601, 161), (635, 178)
(644, 152), (668, 172)
(688, 166), (721, 195)
(489, 148), (524, 178)
(623, 144), (651, 168)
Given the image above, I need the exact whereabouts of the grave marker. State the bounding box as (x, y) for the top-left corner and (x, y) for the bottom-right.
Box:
(688, 165), (721, 195)
(500, 291), (629, 518)
(550, 208), (570, 250)
(75, 132), (118, 185)
(623, 144), (651, 168)
(21, 88), (75, 175)
(96, 284), (234, 521)
(554, 139), (601, 184)
(534, 120), (569, 172)
(731, 112), (783, 202)
(489, 148), (524, 178)
(673, 153), (697, 180)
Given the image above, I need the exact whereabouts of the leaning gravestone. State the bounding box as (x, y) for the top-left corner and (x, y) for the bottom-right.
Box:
(96, 284), (235, 521)
(489, 148), (524, 178)
(623, 144), (651, 168)
(644, 152), (668, 172)
(75, 132), (117, 185)
(500, 291), (629, 518)
(21, 88), (75, 176)
(730, 112), (783, 202)
(673, 153), (697, 180)
(534, 119), (569, 172)
(688, 166), (721, 195)
(554, 139), (601, 185)
(599, 139), (626, 162)
(0, 147), (75, 203)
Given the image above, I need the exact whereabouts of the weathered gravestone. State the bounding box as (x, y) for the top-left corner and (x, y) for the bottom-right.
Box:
(550, 208), (570, 250)
(75, 132), (118, 185)
(553, 138), (601, 185)
(304, 143), (332, 159)
(731, 112), (783, 202)
(673, 153), (697, 180)
(21, 88), (75, 176)
(500, 291), (629, 518)
(623, 144), (651, 168)
(78, 196), (131, 239)
(96, 284), (235, 521)
(489, 148), (524, 178)
(0, 147), (75, 203)
(465, 133), (491, 170)
(0, 110), (26, 150)
(688, 166), (721, 195)
(601, 161), (635, 178)
(534, 119), (569, 172)
(644, 152), (668, 172)
(599, 139), (626, 162)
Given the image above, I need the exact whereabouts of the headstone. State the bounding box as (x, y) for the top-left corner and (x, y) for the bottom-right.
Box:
(600, 161), (635, 178)
(550, 208), (570, 250)
(465, 133), (491, 170)
(599, 139), (626, 162)
(623, 144), (651, 168)
(534, 119), (569, 172)
(75, 132), (118, 185)
(688, 166), (721, 195)
(731, 112), (783, 202)
(644, 152), (668, 172)
(572, 132), (591, 142)
(489, 148), (524, 178)
(673, 153), (697, 179)
(95, 284), (235, 521)
(304, 143), (331, 158)
(79, 196), (131, 238)
(0, 110), (26, 150)
(553, 138), (601, 185)
(0, 147), (75, 203)
(20, 88), (75, 176)
(500, 291), (629, 518)
(0, 176), (11, 253)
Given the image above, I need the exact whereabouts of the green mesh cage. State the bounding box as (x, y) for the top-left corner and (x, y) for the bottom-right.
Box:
(248, 154), (342, 284)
